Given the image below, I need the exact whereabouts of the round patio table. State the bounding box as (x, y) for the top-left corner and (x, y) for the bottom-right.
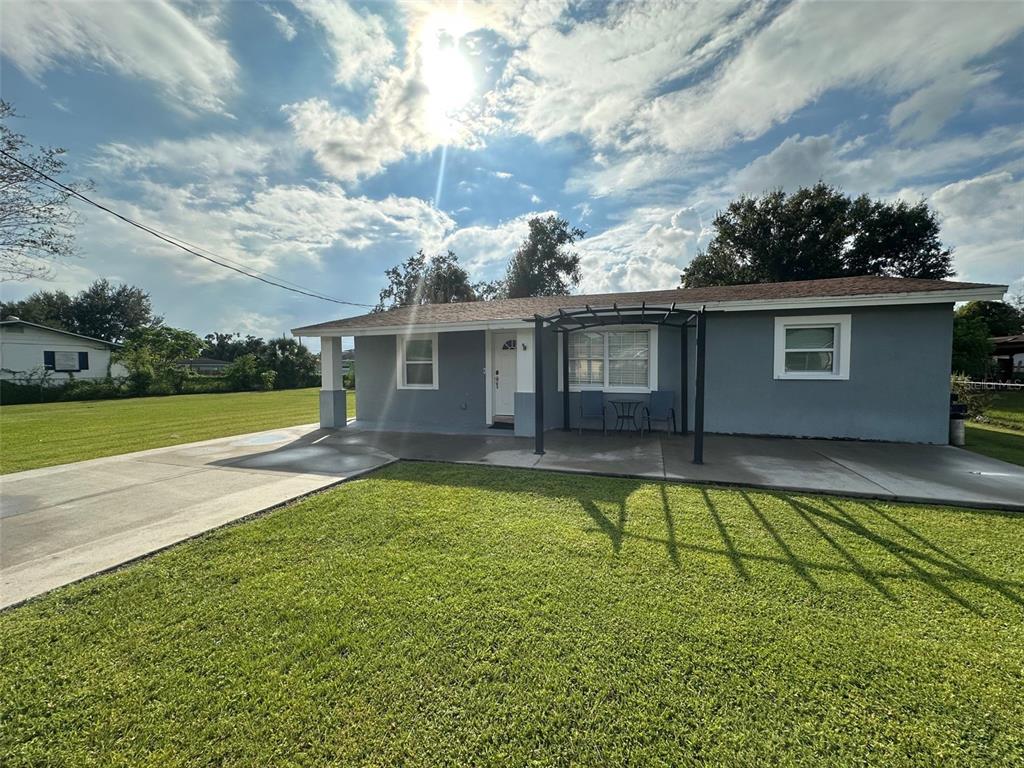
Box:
(608, 399), (642, 432)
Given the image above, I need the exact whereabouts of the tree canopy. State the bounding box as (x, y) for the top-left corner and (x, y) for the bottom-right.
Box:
(955, 300), (1024, 337)
(503, 215), (585, 298)
(375, 250), (477, 311)
(0, 101), (84, 281)
(0, 279), (160, 342)
(681, 183), (954, 288)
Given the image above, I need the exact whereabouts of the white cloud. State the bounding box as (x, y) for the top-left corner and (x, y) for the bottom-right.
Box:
(576, 206), (710, 294)
(262, 3), (298, 42)
(442, 211), (553, 278)
(292, 0), (395, 86)
(498, 0), (760, 146)
(641, 1), (1024, 154)
(93, 134), (291, 179)
(929, 171), (1024, 288)
(0, 0), (237, 115)
(888, 69), (1000, 143)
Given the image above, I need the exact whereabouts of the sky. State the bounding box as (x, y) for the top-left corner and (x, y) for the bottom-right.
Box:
(1, 0), (1022, 351)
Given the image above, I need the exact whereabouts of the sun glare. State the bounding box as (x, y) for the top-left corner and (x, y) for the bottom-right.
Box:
(420, 12), (475, 140)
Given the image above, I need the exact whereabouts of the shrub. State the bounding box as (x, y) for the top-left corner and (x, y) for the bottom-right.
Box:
(950, 374), (992, 420)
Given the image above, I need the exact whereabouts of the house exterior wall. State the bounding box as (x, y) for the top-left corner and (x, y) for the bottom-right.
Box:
(354, 330), (486, 431)
(349, 303), (955, 444)
(702, 303), (953, 443)
(0, 325), (125, 383)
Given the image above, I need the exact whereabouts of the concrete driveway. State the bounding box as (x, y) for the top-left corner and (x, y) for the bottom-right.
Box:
(3, 422), (1022, 608)
(1, 425), (394, 608)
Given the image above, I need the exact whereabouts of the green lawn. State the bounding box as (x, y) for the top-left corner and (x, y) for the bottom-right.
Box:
(981, 390), (1024, 431)
(965, 421), (1024, 466)
(2, 462), (1022, 767)
(0, 388), (354, 474)
(963, 389), (1024, 467)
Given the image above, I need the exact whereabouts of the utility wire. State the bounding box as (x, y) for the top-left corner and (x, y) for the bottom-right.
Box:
(0, 148), (376, 309)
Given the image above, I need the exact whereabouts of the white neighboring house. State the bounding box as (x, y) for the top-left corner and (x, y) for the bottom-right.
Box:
(0, 318), (127, 384)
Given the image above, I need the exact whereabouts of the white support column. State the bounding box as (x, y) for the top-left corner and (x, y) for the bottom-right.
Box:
(319, 336), (348, 428)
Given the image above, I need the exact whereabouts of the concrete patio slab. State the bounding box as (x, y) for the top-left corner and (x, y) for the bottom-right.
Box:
(3, 421), (1021, 609)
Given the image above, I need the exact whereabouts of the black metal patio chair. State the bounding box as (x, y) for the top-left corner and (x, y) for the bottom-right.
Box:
(578, 390), (608, 435)
(640, 390), (676, 436)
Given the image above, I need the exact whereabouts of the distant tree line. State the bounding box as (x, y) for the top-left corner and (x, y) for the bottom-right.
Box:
(952, 298), (1024, 379)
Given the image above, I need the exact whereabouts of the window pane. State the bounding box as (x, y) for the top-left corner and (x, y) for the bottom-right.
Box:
(54, 351), (79, 371)
(405, 338), (433, 361)
(785, 326), (834, 350)
(609, 359), (649, 387)
(405, 362), (434, 385)
(608, 330), (649, 360)
(785, 351), (834, 372)
(569, 359), (603, 386)
(569, 331), (603, 359)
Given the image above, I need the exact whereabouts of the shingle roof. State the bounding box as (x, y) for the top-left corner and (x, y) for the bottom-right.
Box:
(292, 276), (1006, 335)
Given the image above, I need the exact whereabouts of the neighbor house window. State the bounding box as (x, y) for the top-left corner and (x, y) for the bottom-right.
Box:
(43, 351), (88, 372)
(565, 328), (654, 391)
(773, 315), (851, 380)
(396, 333), (438, 389)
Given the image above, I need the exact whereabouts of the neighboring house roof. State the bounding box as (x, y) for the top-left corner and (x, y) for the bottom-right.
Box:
(0, 319), (122, 348)
(292, 276), (1007, 336)
(176, 357), (230, 366)
(991, 334), (1024, 355)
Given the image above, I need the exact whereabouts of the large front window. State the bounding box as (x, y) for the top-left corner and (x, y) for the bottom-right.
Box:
(567, 329), (652, 390)
(397, 334), (438, 389)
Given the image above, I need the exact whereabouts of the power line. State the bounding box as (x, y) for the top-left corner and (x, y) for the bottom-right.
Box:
(0, 148), (376, 309)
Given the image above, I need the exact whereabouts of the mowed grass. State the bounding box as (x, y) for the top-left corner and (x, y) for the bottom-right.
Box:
(983, 390), (1024, 431)
(0, 388), (354, 474)
(966, 422), (1024, 466)
(2, 462), (1022, 767)
(963, 389), (1024, 467)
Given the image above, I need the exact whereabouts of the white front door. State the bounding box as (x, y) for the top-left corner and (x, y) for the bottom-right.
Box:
(492, 335), (518, 417)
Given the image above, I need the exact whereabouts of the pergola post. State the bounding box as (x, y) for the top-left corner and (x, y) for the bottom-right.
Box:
(679, 322), (688, 435)
(561, 331), (570, 431)
(693, 310), (706, 464)
(534, 315), (545, 455)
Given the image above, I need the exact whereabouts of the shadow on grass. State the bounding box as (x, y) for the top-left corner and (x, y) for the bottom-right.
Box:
(385, 462), (1024, 613)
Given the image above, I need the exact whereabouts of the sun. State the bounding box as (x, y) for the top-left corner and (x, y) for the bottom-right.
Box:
(419, 12), (475, 140)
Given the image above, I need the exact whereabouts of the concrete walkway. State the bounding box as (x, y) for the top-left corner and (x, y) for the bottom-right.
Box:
(3, 422), (1022, 608)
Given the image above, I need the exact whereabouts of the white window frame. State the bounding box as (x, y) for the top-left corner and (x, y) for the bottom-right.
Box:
(396, 332), (439, 390)
(558, 326), (658, 394)
(773, 314), (851, 380)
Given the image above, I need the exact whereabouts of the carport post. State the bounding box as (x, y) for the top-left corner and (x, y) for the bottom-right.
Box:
(693, 311), (706, 464)
(679, 321), (688, 434)
(319, 335), (347, 429)
(534, 316), (545, 454)
(562, 331), (570, 431)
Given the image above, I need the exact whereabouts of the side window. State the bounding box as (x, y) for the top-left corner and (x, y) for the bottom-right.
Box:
(397, 334), (438, 389)
(773, 315), (851, 380)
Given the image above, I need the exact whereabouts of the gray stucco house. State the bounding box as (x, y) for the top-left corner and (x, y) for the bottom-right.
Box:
(293, 276), (1005, 455)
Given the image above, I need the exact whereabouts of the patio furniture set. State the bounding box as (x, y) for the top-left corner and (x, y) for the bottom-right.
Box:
(578, 390), (677, 437)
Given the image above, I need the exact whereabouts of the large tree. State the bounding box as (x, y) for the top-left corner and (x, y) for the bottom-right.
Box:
(681, 183), (954, 287)
(375, 250), (476, 311)
(955, 301), (1024, 337)
(0, 279), (160, 342)
(0, 101), (84, 281)
(503, 215), (585, 298)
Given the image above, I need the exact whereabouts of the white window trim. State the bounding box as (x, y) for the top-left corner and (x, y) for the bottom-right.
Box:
(773, 314), (851, 381)
(396, 332), (439, 390)
(558, 325), (659, 394)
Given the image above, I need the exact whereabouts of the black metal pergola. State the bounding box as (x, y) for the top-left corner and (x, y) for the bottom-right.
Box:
(527, 303), (708, 464)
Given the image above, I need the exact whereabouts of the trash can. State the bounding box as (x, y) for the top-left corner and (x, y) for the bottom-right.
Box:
(949, 402), (967, 446)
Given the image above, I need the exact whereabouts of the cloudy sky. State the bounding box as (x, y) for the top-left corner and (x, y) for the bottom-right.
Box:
(2, 0), (1022, 346)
